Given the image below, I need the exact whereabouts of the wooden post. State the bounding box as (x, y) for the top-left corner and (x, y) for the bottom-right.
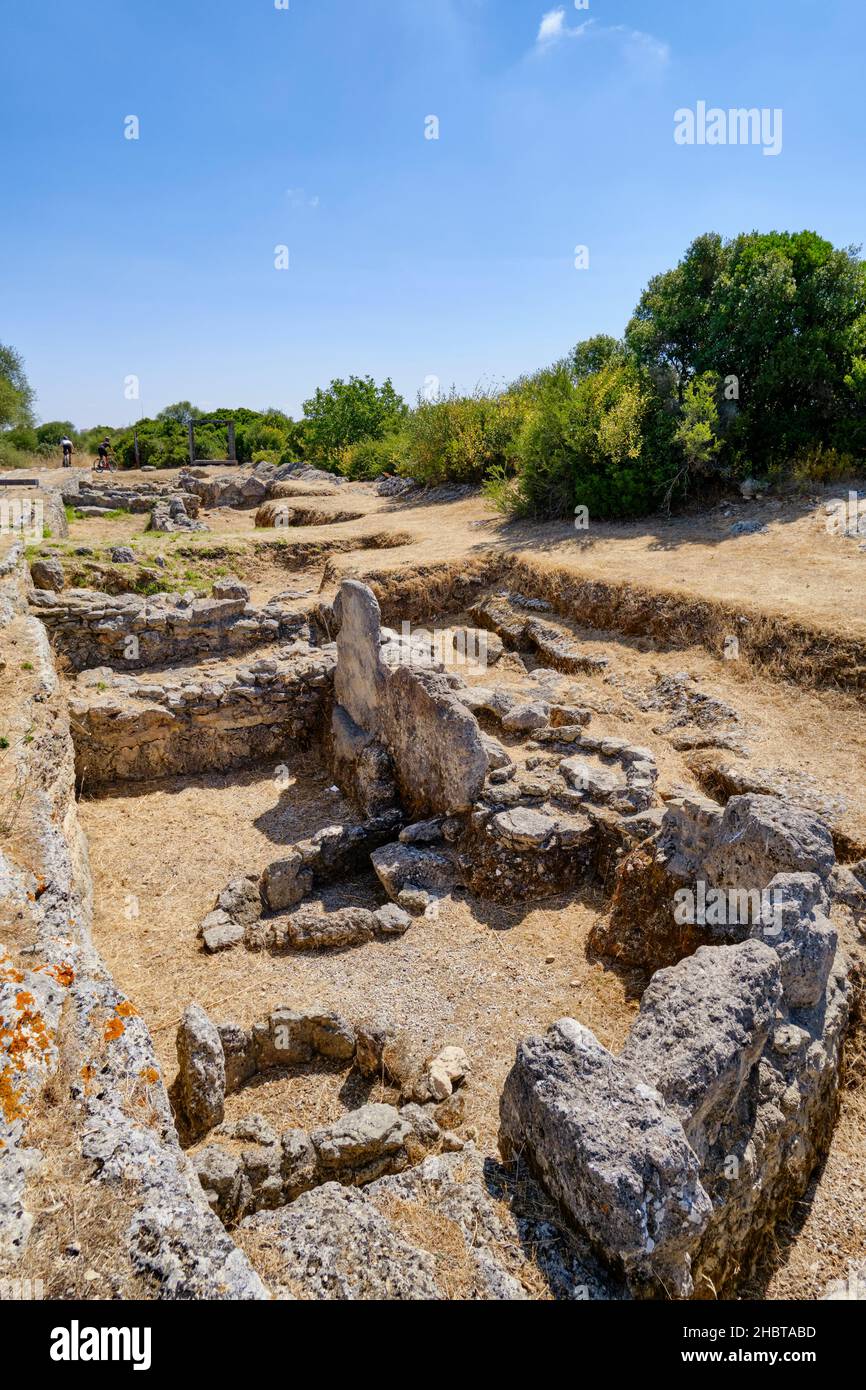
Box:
(133, 429), (140, 468)
(188, 420), (195, 466)
(227, 421), (236, 462)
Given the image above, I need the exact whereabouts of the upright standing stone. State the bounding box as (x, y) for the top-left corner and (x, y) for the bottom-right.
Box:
(175, 1003), (226, 1142)
(334, 580), (387, 734)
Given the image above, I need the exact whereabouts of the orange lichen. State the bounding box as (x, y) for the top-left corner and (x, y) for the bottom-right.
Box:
(115, 1001), (138, 1018)
(139, 1066), (159, 1085)
(42, 962), (74, 987)
(0, 1065), (27, 1122)
(103, 1017), (125, 1042)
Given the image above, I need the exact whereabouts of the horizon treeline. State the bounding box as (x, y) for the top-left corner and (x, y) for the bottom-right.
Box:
(2, 229), (864, 518)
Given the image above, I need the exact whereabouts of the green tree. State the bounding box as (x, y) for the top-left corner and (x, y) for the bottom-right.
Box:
(570, 334), (626, 382)
(302, 376), (407, 468)
(674, 372), (722, 477)
(627, 231), (866, 471)
(156, 401), (203, 425)
(0, 342), (35, 429)
(36, 420), (76, 446)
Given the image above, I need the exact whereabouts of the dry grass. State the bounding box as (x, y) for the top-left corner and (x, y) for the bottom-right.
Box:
(373, 1192), (482, 1299)
(18, 1020), (151, 1300)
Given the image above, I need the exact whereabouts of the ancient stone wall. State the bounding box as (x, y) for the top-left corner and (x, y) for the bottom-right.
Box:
(30, 585), (314, 671)
(0, 545), (265, 1298)
(171, 1003), (470, 1223)
(501, 793), (851, 1299)
(69, 648), (335, 786)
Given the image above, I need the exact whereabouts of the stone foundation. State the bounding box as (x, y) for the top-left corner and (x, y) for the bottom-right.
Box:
(68, 647), (334, 786)
(0, 544), (265, 1299)
(30, 583), (315, 670)
(170, 1003), (469, 1223)
(501, 795), (850, 1299)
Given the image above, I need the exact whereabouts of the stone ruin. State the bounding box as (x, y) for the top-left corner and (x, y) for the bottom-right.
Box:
(2, 542), (861, 1301)
(170, 1001), (470, 1223)
(179, 578), (853, 1298)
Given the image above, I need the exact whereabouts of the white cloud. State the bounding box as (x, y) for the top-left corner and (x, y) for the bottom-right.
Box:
(536, 8), (566, 46)
(532, 12), (669, 67)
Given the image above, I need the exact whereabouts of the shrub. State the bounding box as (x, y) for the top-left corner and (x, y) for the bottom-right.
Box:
(336, 433), (411, 480)
(302, 376), (407, 468)
(627, 230), (866, 476)
(509, 360), (679, 519)
(786, 444), (858, 489)
(404, 387), (524, 486)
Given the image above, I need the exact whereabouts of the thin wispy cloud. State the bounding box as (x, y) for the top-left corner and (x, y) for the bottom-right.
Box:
(533, 11), (669, 68)
(613, 26), (671, 67)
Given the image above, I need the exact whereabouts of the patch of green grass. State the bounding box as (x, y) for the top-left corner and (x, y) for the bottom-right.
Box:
(0, 737), (9, 750)
(20, 661), (34, 672)
(135, 578), (173, 597)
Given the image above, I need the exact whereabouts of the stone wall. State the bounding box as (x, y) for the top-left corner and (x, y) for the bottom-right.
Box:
(30, 585), (315, 671)
(171, 1002), (469, 1223)
(63, 480), (201, 517)
(501, 794), (851, 1299)
(69, 647), (335, 786)
(0, 545), (265, 1298)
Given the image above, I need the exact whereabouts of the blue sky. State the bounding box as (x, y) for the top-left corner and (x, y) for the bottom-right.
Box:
(2, 0), (864, 427)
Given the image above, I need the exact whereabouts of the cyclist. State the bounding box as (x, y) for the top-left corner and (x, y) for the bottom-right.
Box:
(95, 438), (114, 471)
(60, 435), (74, 467)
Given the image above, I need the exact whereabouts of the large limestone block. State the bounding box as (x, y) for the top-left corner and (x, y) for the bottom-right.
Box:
(499, 1018), (711, 1297)
(703, 794), (836, 887)
(382, 664), (488, 816)
(621, 940), (782, 1160)
(175, 1003), (226, 1141)
(756, 872), (837, 1008)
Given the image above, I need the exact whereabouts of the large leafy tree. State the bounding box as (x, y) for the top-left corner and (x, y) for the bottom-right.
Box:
(302, 375), (407, 467)
(0, 342), (35, 430)
(36, 420), (76, 446)
(627, 231), (866, 466)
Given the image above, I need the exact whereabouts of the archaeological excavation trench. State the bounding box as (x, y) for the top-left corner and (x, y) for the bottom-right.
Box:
(3, 478), (866, 1301)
